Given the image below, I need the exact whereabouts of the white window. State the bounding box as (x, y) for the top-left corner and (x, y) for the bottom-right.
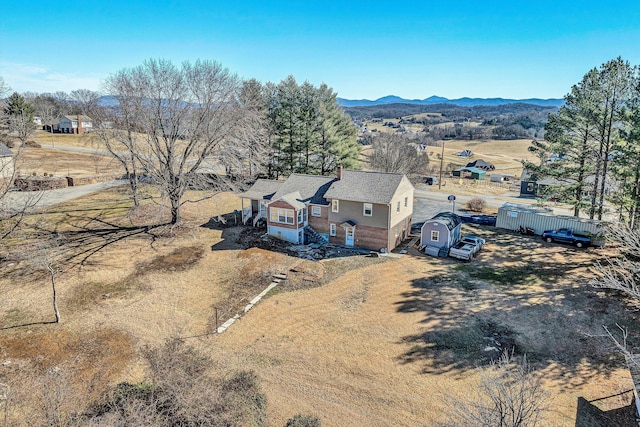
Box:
(363, 203), (373, 216)
(330, 223), (336, 236)
(396, 201), (400, 213)
(402, 220), (407, 232)
(311, 206), (321, 217)
(395, 225), (399, 237)
(404, 197), (408, 208)
(332, 200), (339, 212)
(431, 230), (439, 241)
(297, 209), (303, 223)
(270, 207), (294, 224)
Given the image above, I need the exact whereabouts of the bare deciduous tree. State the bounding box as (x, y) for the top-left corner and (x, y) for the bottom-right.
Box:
(368, 133), (429, 175)
(100, 59), (266, 224)
(590, 224), (640, 365)
(444, 353), (550, 427)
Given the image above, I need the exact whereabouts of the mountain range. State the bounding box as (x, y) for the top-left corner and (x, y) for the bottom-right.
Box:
(336, 95), (564, 108)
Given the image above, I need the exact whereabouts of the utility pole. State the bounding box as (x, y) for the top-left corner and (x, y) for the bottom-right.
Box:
(438, 140), (445, 190)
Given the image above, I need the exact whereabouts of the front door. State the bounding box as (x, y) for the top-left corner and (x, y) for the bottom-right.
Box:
(345, 227), (354, 247)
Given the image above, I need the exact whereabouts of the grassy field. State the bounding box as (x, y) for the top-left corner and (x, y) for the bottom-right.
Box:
(0, 182), (636, 425)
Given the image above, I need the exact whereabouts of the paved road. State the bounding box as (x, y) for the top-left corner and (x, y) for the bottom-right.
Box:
(5, 180), (128, 212)
(412, 184), (575, 223)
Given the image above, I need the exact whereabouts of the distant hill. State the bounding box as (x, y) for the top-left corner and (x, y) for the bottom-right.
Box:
(337, 95), (564, 108)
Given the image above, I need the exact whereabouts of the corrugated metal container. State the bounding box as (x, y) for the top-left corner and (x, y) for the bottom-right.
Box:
(496, 203), (606, 237)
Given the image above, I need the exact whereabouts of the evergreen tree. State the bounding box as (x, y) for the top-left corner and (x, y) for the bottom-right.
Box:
(265, 78), (359, 178)
(610, 69), (640, 229)
(4, 92), (36, 143)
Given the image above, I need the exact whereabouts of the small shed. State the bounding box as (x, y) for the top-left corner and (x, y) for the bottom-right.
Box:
(452, 167), (486, 180)
(495, 202), (606, 237)
(466, 159), (495, 171)
(420, 212), (462, 255)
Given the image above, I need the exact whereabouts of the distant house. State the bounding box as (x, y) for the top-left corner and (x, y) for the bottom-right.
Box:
(456, 149), (474, 158)
(420, 212), (462, 256)
(242, 168), (414, 252)
(58, 115), (93, 134)
(0, 143), (15, 185)
(465, 159), (495, 171)
(452, 167), (486, 180)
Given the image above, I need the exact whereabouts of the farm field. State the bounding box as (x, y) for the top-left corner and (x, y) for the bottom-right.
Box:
(0, 184), (636, 425)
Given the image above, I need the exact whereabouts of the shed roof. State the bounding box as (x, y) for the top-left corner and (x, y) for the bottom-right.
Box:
(0, 143), (14, 157)
(499, 202), (553, 214)
(425, 212), (462, 231)
(324, 170), (410, 204)
(272, 174), (337, 205)
(242, 179), (284, 201)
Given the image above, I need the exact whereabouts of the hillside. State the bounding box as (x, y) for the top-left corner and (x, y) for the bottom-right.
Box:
(338, 95), (564, 108)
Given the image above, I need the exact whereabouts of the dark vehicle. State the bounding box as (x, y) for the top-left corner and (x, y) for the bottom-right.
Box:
(425, 176), (438, 185)
(541, 228), (591, 248)
(460, 215), (497, 226)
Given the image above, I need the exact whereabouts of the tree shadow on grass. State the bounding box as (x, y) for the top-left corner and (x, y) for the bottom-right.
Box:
(395, 231), (639, 390)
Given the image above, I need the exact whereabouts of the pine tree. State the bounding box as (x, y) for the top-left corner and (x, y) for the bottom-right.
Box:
(4, 92), (36, 143)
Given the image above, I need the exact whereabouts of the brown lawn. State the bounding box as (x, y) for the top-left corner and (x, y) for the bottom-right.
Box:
(0, 187), (636, 425)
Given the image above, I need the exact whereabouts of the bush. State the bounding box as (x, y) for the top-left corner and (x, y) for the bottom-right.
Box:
(24, 140), (41, 148)
(466, 198), (487, 213)
(285, 414), (322, 427)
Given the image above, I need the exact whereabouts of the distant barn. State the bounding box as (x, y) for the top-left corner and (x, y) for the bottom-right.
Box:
(465, 159), (495, 171)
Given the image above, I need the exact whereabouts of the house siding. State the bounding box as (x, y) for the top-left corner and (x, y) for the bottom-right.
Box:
(327, 200), (389, 228)
(329, 223), (389, 251)
(308, 204), (329, 234)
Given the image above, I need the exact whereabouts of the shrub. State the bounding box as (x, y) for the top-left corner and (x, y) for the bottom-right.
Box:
(285, 414), (322, 427)
(466, 197), (487, 213)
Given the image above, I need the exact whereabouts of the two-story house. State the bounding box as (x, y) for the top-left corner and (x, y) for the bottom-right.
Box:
(323, 169), (413, 250)
(241, 168), (414, 252)
(58, 115), (93, 134)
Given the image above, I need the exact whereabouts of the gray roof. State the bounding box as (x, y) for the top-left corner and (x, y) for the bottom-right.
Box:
(428, 212), (462, 231)
(324, 170), (409, 204)
(242, 179), (284, 200)
(278, 192), (306, 210)
(0, 143), (14, 157)
(62, 114), (93, 122)
(272, 174), (337, 206)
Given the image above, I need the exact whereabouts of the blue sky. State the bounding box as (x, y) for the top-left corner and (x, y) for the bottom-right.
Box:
(1, 1), (639, 99)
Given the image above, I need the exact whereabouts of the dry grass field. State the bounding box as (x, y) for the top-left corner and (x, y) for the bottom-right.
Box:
(1, 180), (637, 425)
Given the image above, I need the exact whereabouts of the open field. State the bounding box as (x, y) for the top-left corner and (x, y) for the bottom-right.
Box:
(17, 146), (121, 177)
(31, 130), (102, 149)
(1, 182), (637, 425)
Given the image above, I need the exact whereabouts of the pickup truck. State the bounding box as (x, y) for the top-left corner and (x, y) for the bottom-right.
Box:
(541, 228), (591, 248)
(449, 235), (485, 260)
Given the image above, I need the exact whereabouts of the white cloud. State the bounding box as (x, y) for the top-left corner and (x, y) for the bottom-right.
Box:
(0, 62), (103, 94)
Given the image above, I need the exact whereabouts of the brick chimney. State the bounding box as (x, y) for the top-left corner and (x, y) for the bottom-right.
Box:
(337, 166), (343, 180)
(77, 115), (83, 134)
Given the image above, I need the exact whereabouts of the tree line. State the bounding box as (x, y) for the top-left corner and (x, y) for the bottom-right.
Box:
(1, 61), (361, 225)
(524, 57), (640, 228)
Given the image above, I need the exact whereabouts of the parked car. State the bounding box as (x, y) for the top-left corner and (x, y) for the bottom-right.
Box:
(459, 215), (497, 226)
(425, 176), (438, 185)
(541, 228), (591, 248)
(449, 235), (485, 260)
